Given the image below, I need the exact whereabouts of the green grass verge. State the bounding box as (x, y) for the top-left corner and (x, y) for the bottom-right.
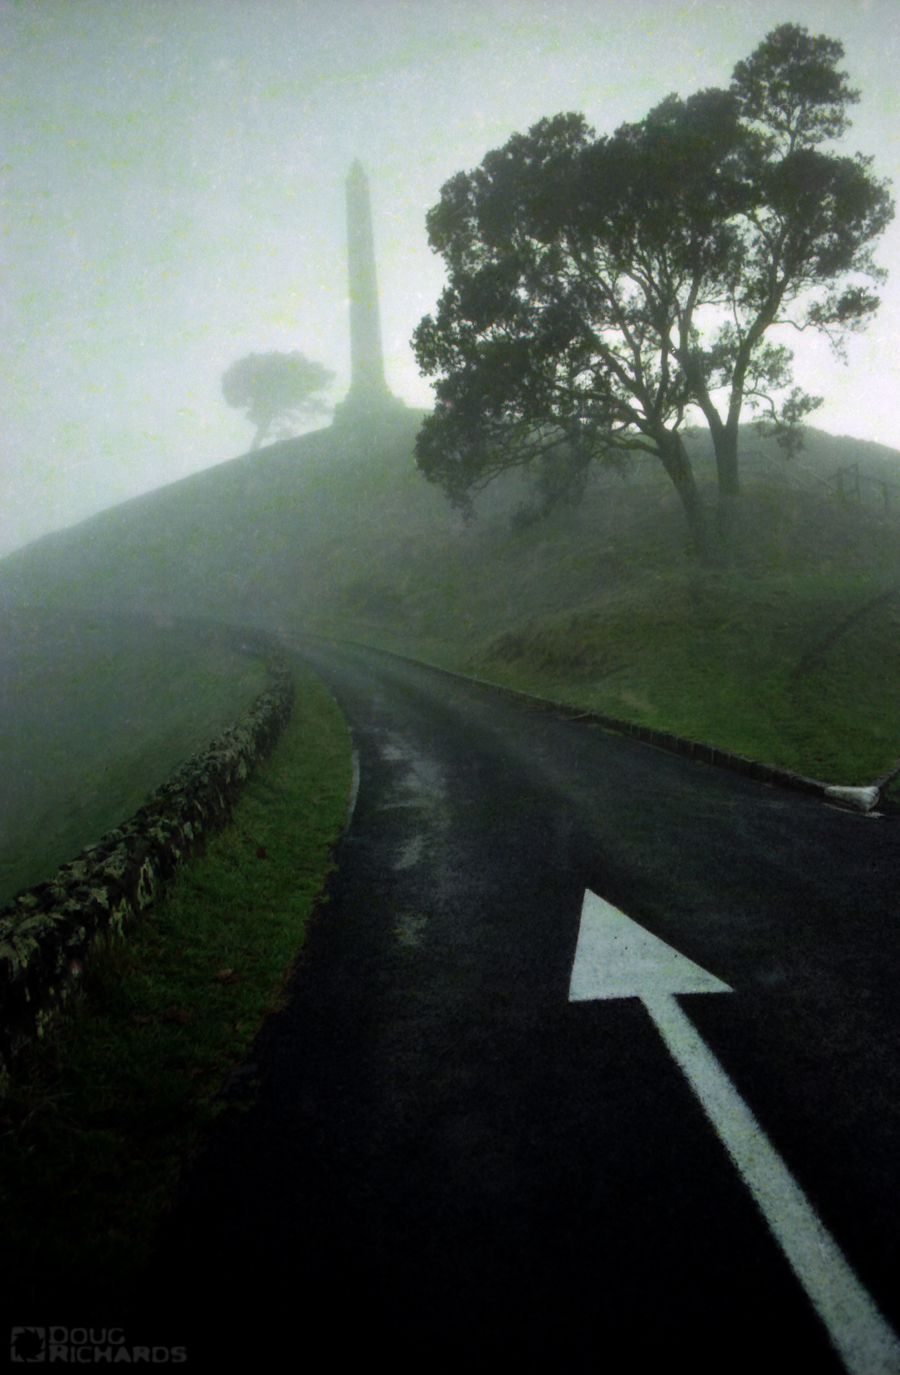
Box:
(0, 614), (271, 908)
(0, 657), (351, 1317)
(385, 567), (900, 787)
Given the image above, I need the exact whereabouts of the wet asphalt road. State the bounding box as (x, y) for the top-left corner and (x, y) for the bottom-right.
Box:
(131, 638), (900, 1371)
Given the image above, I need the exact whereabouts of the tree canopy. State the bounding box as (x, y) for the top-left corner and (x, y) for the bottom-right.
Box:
(412, 24), (893, 563)
(222, 351), (335, 450)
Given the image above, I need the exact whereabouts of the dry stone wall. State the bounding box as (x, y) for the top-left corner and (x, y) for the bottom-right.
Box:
(0, 634), (293, 1094)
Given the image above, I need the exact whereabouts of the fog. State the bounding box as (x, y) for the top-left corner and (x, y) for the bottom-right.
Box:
(4, 0), (900, 556)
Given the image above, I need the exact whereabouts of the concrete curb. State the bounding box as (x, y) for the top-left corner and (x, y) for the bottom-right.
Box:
(294, 631), (895, 814)
(0, 628), (294, 1095)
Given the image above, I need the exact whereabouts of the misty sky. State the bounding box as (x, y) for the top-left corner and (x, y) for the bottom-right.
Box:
(3, 0), (900, 556)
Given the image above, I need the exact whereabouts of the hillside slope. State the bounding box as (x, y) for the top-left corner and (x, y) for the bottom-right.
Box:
(4, 414), (900, 783)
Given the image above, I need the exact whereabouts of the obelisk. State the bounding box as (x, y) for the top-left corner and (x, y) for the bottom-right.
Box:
(333, 160), (403, 424)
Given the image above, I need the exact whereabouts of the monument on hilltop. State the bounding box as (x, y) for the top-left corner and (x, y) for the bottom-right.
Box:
(332, 160), (406, 427)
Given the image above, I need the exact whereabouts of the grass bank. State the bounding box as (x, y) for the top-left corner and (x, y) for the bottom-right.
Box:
(0, 613), (271, 908)
(242, 431), (900, 788)
(368, 563), (900, 789)
(452, 568), (900, 785)
(5, 420), (900, 791)
(0, 657), (352, 1318)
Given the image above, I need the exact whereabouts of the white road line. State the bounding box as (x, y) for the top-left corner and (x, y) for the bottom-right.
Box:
(570, 890), (900, 1375)
(646, 989), (900, 1375)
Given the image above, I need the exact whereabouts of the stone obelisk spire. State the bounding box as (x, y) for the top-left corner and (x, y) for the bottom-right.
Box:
(347, 160), (388, 400)
(334, 160), (403, 425)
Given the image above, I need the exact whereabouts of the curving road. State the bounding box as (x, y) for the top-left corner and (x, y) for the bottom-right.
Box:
(131, 638), (900, 1372)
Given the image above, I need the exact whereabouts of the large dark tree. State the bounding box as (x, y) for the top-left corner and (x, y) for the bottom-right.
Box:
(222, 351), (335, 450)
(412, 24), (893, 563)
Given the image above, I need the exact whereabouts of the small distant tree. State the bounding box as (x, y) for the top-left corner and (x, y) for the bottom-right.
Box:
(222, 351), (335, 450)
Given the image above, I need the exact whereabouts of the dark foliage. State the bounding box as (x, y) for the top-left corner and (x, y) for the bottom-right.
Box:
(412, 24), (893, 563)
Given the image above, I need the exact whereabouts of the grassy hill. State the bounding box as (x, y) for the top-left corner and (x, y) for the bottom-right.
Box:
(0, 612), (270, 909)
(5, 408), (900, 786)
(5, 410), (900, 1319)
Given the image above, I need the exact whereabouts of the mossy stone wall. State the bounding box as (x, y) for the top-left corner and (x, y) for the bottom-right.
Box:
(0, 638), (293, 1094)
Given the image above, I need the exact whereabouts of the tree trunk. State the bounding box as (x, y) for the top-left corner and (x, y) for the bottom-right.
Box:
(656, 431), (717, 565)
(250, 421), (270, 452)
(711, 419), (741, 559)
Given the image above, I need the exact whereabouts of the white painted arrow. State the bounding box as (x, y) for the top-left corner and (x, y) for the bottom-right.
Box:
(569, 890), (900, 1375)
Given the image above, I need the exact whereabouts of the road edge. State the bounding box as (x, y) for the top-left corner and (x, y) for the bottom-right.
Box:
(293, 631), (897, 813)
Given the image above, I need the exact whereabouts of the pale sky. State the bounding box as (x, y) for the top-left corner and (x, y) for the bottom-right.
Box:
(3, 0), (900, 555)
